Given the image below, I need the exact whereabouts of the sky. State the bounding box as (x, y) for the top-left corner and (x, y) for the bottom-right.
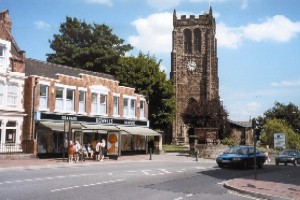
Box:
(1, 0), (300, 121)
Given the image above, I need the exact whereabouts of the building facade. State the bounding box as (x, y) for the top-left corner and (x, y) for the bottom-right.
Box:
(24, 59), (160, 157)
(0, 10), (26, 153)
(170, 8), (219, 144)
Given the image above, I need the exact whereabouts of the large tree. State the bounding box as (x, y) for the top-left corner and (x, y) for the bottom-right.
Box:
(263, 102), (300, 133)
(181, 98), (230, 138)
(116, 52), (175, 130)
(47, 16), (132, 74)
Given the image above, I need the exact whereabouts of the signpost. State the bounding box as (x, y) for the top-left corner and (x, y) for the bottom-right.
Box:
(274, 133), (285, 149)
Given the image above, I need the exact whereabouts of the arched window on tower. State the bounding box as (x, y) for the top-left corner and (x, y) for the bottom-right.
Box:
(184, 29), (192, 54)
(194, 28), (201, 54)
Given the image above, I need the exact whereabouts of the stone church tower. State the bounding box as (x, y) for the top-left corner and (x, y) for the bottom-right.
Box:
(170, 7), (219, 144)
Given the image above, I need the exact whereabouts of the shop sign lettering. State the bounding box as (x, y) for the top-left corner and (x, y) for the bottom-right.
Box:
(61, 116), (77, 121)
(96, 117), (113, 124)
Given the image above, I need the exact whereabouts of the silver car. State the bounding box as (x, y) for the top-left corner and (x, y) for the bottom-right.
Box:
(275, 149), (300, 166)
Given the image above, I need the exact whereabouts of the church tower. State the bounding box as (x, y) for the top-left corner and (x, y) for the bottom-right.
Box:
(170, 7), (219, 144)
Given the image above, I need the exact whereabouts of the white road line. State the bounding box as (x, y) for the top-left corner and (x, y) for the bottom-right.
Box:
(51, 179), (125, 192)
(174, 197), (183, 200)
(186, 193), (193, 197)
(160, 169), (172, 174)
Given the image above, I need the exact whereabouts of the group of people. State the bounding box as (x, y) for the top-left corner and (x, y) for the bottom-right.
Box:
(68, 139), (106, 163)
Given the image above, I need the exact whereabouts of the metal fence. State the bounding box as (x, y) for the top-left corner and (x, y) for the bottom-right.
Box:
(0, 143), (23, 154)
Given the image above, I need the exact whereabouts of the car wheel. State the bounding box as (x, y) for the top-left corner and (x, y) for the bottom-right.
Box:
(275, 161), (279, 165)
(285, 163), (287, 166)
(294, 160), (297, 166)
(257, 160), (264, 169)
(217, 163), (223, 168)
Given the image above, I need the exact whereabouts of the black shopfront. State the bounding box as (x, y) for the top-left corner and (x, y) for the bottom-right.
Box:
(35, 112), (160, 158)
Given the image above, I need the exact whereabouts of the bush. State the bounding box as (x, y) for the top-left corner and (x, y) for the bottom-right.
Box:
(221, 137), (236, 146)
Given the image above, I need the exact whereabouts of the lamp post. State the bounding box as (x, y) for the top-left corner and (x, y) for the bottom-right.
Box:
(32, 78), (38, 140)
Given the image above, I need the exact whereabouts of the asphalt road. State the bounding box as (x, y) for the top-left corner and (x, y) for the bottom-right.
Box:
(0, 159), (269, 200)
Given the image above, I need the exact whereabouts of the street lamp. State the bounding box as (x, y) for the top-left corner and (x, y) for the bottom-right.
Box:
(32, 78), (38, 140)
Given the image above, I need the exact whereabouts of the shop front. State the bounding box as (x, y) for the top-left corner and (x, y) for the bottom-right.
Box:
(35, 112), (161, 158)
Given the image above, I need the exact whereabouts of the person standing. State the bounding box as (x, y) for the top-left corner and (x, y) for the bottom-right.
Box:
(95, 140), (101, 160)
(74, 140), (81, 163)
(100, 138), (106, 161)
(68, 141), (74, 163)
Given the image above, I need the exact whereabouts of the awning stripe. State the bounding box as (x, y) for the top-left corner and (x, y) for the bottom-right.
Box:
(116, 126), (160, 136)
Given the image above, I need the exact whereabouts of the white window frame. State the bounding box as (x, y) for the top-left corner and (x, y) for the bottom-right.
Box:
(54, 84), (76, 113)
(0, 81), (4, 106)
(90, 85), (109, 116)
(0, 44), (4, 58)
(39, 84), (49, 111)
(78, 90), (86, 114)
(123, 95), (137, 119)
(113, 94), (120, 116)
(139, 99), (145, 119)
(7, 83), (18, 108)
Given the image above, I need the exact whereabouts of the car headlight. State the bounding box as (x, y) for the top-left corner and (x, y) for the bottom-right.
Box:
(232, 157), (241, 161)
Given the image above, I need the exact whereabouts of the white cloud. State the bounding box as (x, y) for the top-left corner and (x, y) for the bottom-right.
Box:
(34, 21), (51, 31)
(128, 12), (173, 54)
(243, 15), (300, 42)
(271, 80), (300, 87)
(240, 0), (248, 10)
(85, 0), (113, 6)
(147, 0), (182, 10)
(216, 22), (243, 49)
(217, 15), (300, 49)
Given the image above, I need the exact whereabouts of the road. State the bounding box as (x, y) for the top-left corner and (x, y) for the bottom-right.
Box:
(0, 158), (270, 200)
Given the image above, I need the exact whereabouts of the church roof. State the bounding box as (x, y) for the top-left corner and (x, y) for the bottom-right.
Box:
(229, 120), (252, 128)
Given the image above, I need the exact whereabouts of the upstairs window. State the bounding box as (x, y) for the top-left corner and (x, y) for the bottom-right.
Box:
(91, 93), (98, 114)
(39, 85), (48, 110)
(79, 91), (86, 113)
(55, 87), (64, 111)
(7, 83), (18, 108)
(123, 98), (129, 116)
(0, 45), (4, 58)
(0, 81), (4, 106)
(130, 99), (136, 117)
(66, 88), (74, 111)
(113, 96), (119, 116)
(140, 100), (145, 119)
(100, 94), (107, 114)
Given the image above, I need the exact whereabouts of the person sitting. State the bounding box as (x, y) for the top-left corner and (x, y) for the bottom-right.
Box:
(87, 143), (93, 158)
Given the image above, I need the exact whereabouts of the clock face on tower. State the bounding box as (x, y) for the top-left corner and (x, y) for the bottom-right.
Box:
(186, 60), (196, 72)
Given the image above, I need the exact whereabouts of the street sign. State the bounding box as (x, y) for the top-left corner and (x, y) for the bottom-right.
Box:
(274, 133), (285, 149)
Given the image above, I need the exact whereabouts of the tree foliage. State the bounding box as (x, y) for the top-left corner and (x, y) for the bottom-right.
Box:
(181, 98), (230, 138)
(116, 52), (175, 129)
(47, 16), (132, 74)
(264, 102), (300, 133)
(261, 118), (300, 149)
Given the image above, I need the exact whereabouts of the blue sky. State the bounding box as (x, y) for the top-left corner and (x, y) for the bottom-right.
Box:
(1, 0), (300, 121)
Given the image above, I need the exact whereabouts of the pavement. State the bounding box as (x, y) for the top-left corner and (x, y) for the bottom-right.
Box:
(1, 154), (300, 200)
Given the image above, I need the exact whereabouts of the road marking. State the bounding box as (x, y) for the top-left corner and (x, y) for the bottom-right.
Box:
(50, 179), (125, 192)
(174, 197), (183, 200)
(186, 193), (193, 197)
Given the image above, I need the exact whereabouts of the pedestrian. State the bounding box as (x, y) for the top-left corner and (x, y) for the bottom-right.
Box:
(87, 143), (93, 158)
(95, 140), (101, 160)
(100, 138), (106, 161)
(68, 141), (74, 163)
(265, 151), (271, 163)
(74, 140), (81, 163)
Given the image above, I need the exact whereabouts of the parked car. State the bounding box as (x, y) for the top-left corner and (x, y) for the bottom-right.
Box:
(216, 145), (267, 169)
(275, 149), (300, 166)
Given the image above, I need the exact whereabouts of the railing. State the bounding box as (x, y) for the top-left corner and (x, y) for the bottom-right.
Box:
(0, 143), (23, 154)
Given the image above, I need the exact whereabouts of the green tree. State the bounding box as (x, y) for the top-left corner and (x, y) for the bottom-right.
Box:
(264, 102), (300, 133)
(47, 16), (132, 74)
(261, 118), (300, 149)
(116, 52), (175, 129)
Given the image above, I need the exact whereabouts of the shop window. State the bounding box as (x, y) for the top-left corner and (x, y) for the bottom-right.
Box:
(0, 121), (2, 143)
(7, 83), (18, 108)
(66, 88), (74, 111)
(91, 93), (98, 114)
(100, 94), (107, 114)
(79, 91), (86, 113)
(0, 81), (3, 106)
(113, 96), (119, 116)
(39, 85), (48, 110)
(6, 121), (16, 143)
(55, 87), (64, 110)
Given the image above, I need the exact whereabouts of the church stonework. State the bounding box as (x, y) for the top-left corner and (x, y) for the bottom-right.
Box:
(170, 8), (219, 144)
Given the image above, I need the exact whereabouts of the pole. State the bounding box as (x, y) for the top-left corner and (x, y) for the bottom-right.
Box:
(252, 118), (257, 179)
(149, 148), (152, 160)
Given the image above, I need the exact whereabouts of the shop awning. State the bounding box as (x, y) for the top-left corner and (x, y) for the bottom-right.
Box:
(38, 122), (81, 131)
(116, 126), (161, 136)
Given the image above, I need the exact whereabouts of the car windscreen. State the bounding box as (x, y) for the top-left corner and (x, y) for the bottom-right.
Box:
(226, 146), (248, 155)
(281, 150), (297, 156)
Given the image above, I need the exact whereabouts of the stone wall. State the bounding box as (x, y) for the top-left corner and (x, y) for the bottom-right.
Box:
(194, 144), (228, 159)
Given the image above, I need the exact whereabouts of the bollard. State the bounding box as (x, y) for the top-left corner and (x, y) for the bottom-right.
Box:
(149, 148), (152, 160)
(195, 150), (198, 162)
